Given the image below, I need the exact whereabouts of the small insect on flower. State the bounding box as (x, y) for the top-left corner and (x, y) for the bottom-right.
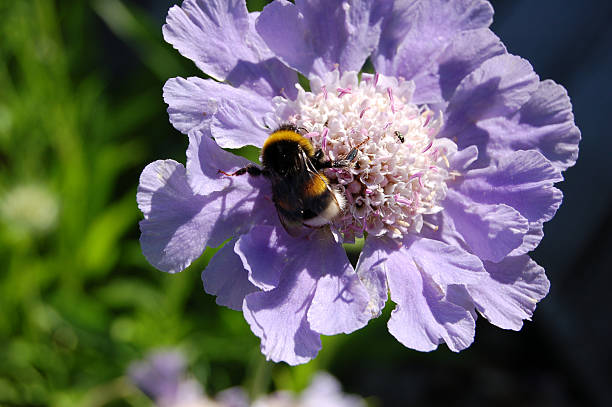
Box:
(394, 130), (405, 143)
(219, 124), (361, 236)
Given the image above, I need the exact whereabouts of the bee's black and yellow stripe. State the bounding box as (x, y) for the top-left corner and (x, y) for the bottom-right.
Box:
(262, 129), (314, 157)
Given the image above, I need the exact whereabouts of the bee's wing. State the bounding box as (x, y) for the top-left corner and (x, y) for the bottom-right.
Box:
(269, 170), (308, 238)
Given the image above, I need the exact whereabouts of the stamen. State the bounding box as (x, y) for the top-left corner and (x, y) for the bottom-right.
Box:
(394, 194), (412, 206)
(441, 154), (450, 168)
(423, 220), (439, 231)
(337, 87), (352, 97)
(409, 172), (424, 188)
(397, 220), (411, 228)
(387, 88), (395, 113)
(360, 106), (370, 119)
(321, 127), (329, 152)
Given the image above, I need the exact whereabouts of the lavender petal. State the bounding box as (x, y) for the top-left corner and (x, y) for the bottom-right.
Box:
(137, 160), (210, 273)
(163, 0), (294, 96)
(443, 189), (529, 263)
(479, 79), (581, 172)
(382, 236), (477, 352)
(373, 0), (493, 81)
(441, 54), (540, 166)
(458, 150), (564, 224)
(241, 226), (369, 364)
(468, 255), (550, 330)
(411, 28), (506, 104)
(186, 131), (254, 196)
(256, 0), (388, 78)
(163, 77), (271, 148)
(137, 159), (275, 273)
(202, 239), (257, 311)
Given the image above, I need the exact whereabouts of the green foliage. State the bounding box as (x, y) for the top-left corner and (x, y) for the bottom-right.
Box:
(0, 1), (263, 405)
(0, 1), (374, 406)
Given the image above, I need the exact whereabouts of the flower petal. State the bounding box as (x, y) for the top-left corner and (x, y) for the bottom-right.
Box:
(128, 351), (185, 402)
(300, 373), (366, 407)
(448, 145), (479, 172)
(226, 57), (299, 100)
(373, 0), (493, 80)
(354, 237), (390, 318)
(468, 256), (550, 330)
(256, 0), (387, 78)
(204, 177), (275, 248)
(186, 131), (254, 196)
(163, 77), (271, 147)
(243, 268), (321, 365)
(307, 239), (370, 336)
(411, 28), (506, 104)
(356, 237), (481, 352)
(441, 54), (540, 164)
(459, 150), (563, 224)
(137, 160), (209, 273)
(443, 189), (529, 262)
(137, 159), (275, 273)
(510, 222), (544, 256)
(162, 77), (217, 134)
(201, 239), (257, 311)
(164, 0), (261, 79)
(379, 237), (476, 352)
(234, 225), (286, 291)
(402, 235), (486, 288)
(478, 79), (581, 172)
(242, 225), (369, 364)
(163, 0), (295, 97)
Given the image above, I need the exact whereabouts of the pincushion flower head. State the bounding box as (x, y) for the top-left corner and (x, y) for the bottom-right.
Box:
(137, 0), (580, 365)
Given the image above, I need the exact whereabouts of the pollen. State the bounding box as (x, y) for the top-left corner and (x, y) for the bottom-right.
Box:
(268, 70), (458, 241)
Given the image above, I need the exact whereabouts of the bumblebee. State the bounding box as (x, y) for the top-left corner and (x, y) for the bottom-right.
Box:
(220, 124), (359, 236)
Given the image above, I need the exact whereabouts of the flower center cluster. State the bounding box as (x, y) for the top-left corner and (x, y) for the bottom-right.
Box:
(270, 70), (457, 240)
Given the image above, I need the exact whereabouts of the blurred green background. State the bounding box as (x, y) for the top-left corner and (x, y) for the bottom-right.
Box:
(1, 1), (610, 406)
(0, 0), (369, 405)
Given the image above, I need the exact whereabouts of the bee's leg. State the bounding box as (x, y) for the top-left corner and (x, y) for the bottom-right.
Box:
(315, 155), (352, 169)
(336, 137), (370, 166)
(332, 148), (359, 168)
(314, 137), (369, 169)
(217, 165), (263, 177)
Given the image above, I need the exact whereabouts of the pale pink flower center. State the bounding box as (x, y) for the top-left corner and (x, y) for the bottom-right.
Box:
(270, 70), (458, 240)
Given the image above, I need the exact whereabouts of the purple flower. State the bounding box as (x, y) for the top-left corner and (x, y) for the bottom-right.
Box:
(128, 350), (206, 406)
(129, 351), (364, 407)
(138, 0), (580, 364)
